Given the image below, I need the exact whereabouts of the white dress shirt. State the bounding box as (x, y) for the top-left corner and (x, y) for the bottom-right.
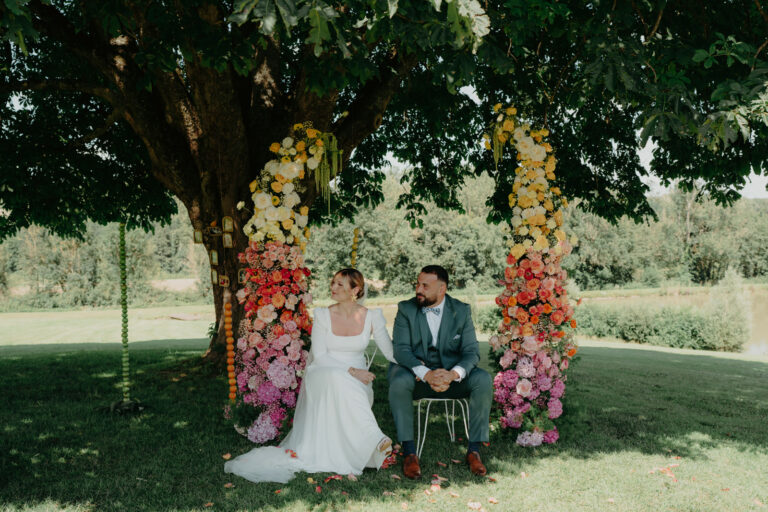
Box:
(412, 297), (467, 383)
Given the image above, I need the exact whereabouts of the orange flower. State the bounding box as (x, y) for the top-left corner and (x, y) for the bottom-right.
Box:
(295, 141), (306, 152)
(570, 319), (577, 328)
(542, 303), (553, 314)
(530, 315), (539, 325)
(551, 310), (564, 325)
(269, 142), (281, 153)
(521, 324), (534, 337)
(567, 347), (578, 357)
(502, 316), (512, 325)
(526, 278), (540, 291)
(272, 293), (286, 309)
(315, 139), (324, 147)
(515, 310), (529, 324)
(507, 296), (517, 307)
(306, 128), (319, 138)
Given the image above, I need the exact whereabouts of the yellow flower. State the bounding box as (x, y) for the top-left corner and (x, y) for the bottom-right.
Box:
(293, 123), (304, 131)
(281, 156), (291, 163)
(554, 229), (566, 241)
(533, 235), (549, 251)
(502, 119), (515, 131)
(274, 173), (287, 184)
(269, 142), (281, 153)
(543, 143), (553, 152)
(543, 199), (554, 211)
(512, 182), (521, 193)
(306, 128), (319, 138)
(508, 193), (516, 206)
(546, 171), (556, 181)
(484, 140), (492, 150)
(249, 180), (259, 193)
(493, 103), (502, 112)
(505, 106), (517, 115)
(554, 209), (563, 226)
(498, 133), (508, 144)
(270, 181), (283, 193)
(537, 192), (545, 202)
(525, 169), (537, 181)
(299, 169), (305, 179)
(315, 139), (324, 147)
(518, 196), (533, 209)
(540, 129), (549, 136)
(282, 219), (294, 230)
(300, 206), (309, 216)
(552, 186), (562, 196)
(295, 141), (306, 152)
(304, 227), (311, 239)
(562, 198), (569, 208)
(510, 244), (526, 259)
(515, 166), (524, 175)
(271, 195), (280, 206)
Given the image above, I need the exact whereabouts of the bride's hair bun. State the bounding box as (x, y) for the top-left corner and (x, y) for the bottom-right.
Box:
(335, 268), (365, 299)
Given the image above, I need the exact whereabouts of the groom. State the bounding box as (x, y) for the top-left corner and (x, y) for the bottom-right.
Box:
(388, 265), (493, 479)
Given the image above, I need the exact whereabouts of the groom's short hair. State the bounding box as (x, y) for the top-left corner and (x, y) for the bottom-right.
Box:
(420, 265), (449, 287)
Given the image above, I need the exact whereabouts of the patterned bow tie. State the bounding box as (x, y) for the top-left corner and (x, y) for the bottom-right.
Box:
(422, 306), (441, 315)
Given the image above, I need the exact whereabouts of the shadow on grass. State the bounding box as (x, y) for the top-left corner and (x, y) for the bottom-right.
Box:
(1, 341), (767, 511)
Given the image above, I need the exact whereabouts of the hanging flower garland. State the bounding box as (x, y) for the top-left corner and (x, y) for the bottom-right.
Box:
(227, 123), (340, 444)
(350, 227), (360, 268)
(484, 104), (580, 447)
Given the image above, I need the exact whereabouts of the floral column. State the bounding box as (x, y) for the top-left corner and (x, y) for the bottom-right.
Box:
(484, 105), (580, 447)
(227, 124), (338, 444)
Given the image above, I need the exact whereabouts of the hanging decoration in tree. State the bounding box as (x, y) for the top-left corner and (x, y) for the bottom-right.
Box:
(484, 104), (579, 447)
(104, 222), (143, 413)
(350, 227), (360, 268)
(227, 123), (339, 444)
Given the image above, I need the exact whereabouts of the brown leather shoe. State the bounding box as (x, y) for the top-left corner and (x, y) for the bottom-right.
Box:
(466, 451), (487, 476)
(402, 453), (421, 479)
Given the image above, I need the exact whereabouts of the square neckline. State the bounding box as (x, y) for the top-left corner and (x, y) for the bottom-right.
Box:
(328, 307), (370, 337)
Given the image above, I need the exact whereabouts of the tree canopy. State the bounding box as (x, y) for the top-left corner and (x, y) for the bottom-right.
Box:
(2, 0), (767, 242)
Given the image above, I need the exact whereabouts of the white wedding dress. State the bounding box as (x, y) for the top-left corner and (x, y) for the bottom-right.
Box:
(224, 307), (396, 483)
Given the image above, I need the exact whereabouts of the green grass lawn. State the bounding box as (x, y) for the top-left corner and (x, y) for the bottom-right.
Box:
(2, 336), (768, 512)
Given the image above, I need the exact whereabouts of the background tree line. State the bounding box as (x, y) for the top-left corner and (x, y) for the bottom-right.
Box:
(1, 172), (766, 310)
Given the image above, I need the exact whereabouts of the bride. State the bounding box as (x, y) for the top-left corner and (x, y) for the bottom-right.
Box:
(225, 268), (396, 483)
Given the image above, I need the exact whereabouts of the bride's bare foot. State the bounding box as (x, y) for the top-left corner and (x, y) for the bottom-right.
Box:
(377, 437), (393, 456)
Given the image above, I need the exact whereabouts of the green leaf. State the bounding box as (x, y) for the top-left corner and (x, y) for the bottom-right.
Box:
(307, 6), (331, 57)
(692, 49), (709, 63)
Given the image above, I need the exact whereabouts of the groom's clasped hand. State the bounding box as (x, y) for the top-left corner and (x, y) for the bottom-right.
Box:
(420, 368), (459, 392)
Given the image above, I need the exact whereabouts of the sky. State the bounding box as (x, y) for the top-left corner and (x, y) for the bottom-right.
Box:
(637, 141), (768, 198)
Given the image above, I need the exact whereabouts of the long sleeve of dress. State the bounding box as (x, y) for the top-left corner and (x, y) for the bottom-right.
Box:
(307, 308), (328, 367)
(370, 309), (396, 364)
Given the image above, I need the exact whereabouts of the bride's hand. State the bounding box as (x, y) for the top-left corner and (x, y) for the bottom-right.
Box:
(348, 367), (376, 385)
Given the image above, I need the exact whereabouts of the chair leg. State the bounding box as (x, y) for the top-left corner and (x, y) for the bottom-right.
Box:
(416, 400), (434, 459)
(444, 401), (455, 442)
(458, 399), (470, 440)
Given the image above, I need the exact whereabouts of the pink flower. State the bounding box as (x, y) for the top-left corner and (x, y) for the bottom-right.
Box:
(237, 337), (248, 351)
(266, 361), (295, 389)
(281, 390), (297, 408)
(542, 429), (559, 444)
(256, 381), (282, 405)
(536, 374), (552, 391)
(550, 379), (565, 398)
(253, 318), (267, 331)
(237, 372), (249, 392)
(283, 320), (298, 332)
(516, 379), (532, 397)
(516, 430), (544, 447)
(541, 277), (556, 291)
(499, 349), (517, 369)
(257, 305), (277, 323)
(243, 348), (256, 360)
(247, 412), (278, 443)
(521, 338), (538, 355)
(516, 358), (535, 378)
(560, 359), (569, 371)
(548, 398), (563, 419)
(236, 288), (247, 303)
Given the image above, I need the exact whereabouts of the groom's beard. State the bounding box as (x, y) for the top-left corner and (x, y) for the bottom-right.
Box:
(415, 294), (436, 307)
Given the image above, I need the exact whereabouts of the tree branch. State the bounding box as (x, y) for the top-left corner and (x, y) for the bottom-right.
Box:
(0, 79), (115, 101)
(333, 47), (417, 162)
(70, 108), (124, 148)
(646, 6), (665, 42)
(755, 0), (768, 25)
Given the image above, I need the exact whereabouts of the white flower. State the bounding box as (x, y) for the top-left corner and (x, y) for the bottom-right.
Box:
(282, 182), (295, 195)
(253, 192), (272, 210)
(288, 148), (296, 155)
(290, 225), (301, 236)
(531, 145), (547, 161)
(546, 218), (557, 229)
(306, 157), (320, 170)
(281, 137), (294, 148)
(283, 192), (301, 209)
(285, 235), (294, 244)
(496, 114), (504, 122)
(250, 230), (265, 242)
(265, 160), (279, 175)
(243, 222), (253, 236)
(530, 227), (542, 238)
(523, 239), (533, 248)
(276, 207), (292, 222)
(535, 205), (546, 216)
(254, 215), (266, 229)
(513, 127), (527, 141)
(265, 207), (280, 222)
(511, 215), (523, 227)
(236, 201), (245, 210)
(517, 136), (534, 155)
(518, 226), (529, 236)
(512, 206), (522, 215)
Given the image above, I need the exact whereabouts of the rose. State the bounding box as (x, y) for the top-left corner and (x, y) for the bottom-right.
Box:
(515, 378), (532, 397)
